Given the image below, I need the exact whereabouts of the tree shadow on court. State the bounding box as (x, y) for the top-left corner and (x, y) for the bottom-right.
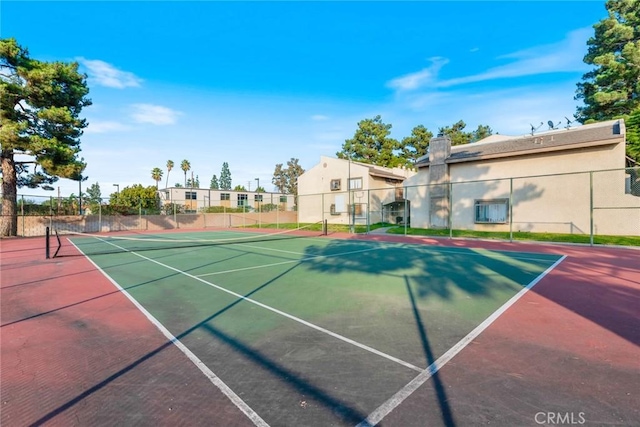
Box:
(294, 240), (560, 427)
(531, 251), (640, 346)
(27, 262), (371, 427)
(405, 275), (456, 427)
(300, 239), (549, 301)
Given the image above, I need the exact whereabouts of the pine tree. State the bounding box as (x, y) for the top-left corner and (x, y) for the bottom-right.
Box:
(1, 38), (91, 236)
(220, 162), (232, 190)
(336, 115), (401, 167)
(575, 0), (640, 122)
(210, 174), (219, 189)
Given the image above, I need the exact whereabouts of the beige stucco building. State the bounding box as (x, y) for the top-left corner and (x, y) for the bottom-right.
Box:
(405, 119), (639, 236)
(297, 156), (416, 225)
(159, 187), (295, 213)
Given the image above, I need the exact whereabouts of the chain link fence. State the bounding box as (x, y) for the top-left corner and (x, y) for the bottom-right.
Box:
(297, 166), (640, 243)
(3, 167), (639, 242)
(1, 196), (298, 237)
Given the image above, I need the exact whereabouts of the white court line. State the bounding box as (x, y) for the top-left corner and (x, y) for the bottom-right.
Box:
(355, 255), (567, 427)
(68, 239), (270, 427)
(89, 237), (424, 373)
(196, 243), (553, 278)
(196, 246), (383, 277)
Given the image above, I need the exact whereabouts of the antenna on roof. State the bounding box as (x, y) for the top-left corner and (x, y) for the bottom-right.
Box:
(564, 116), (573, 130)
(547, 120), (561, 130)
(530, 122), (543, 135)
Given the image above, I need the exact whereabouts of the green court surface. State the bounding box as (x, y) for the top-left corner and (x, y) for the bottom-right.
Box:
(68, 231), (563, 426)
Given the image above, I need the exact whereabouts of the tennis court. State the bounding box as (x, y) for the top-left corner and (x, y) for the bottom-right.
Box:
(1, 227), (638, 426)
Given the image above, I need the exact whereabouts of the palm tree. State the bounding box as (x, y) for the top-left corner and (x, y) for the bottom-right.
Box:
(165, 160), (174, 188)
(181, 159), (191, 187)
(151, 167), (163, 189)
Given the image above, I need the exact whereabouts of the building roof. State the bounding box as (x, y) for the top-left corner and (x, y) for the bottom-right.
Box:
(415, 120), (625, 168)
(326, 156), (413, 181)
(367, 167), (407, 181)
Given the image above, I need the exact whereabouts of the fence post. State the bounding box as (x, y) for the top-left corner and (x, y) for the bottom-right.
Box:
(367, 189), (370, 233)
(49, 196), (53, 232)
(321, 193), (324, 230)
(449, 182), (453, 240)
(404, 197), (408, 236)
(509, 178), (514, 242)
(590, 171), (594, 246)
(21, 195), (24, 237)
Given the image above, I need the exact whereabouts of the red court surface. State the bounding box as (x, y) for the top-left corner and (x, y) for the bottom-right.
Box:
(1, 233), (638, 426)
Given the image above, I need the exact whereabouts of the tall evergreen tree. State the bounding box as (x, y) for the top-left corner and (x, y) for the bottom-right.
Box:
(625, 108), (640, 162)
(219, 162), (232, 190)
(210, 174), (219, 189)
(336, 115), (402, 167)
(0, 38), (91, 236)
(401, 125), (433, 165)
(575, 0), (640, 123)
(438, 120), (492, 146)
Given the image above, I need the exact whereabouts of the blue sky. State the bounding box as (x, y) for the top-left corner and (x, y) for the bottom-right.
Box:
(3, 1), (607, 198)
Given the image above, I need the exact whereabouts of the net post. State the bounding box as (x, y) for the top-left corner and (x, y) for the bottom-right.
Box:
(323, 219), (328, 236)
(46, 226), (50, 259)
(53, 229), (62, 258)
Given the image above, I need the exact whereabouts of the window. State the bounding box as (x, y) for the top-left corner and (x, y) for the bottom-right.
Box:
(221, 193), (230, 201)
(330, 179), (341, 191)
(474, 199), (508, 223)
(348, 177), (363, 190)
(254, 194), (263, 202)
(237, 194), (248, 206)
(330, 204), (339, 215)
(185, 191), (197, 200)
(279, 196), (287, 203)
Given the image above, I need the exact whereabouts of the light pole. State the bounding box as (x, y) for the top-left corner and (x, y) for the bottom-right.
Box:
(78, 174), (88, 215)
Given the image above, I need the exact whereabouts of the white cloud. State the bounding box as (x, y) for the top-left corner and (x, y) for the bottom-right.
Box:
(437, 27), (592, 88)
(77, 57), (142, 89)
(84, 120), (131, 134)
(130, 104), (181, 125)
(386, 57), (449, 91)
(387, 28), (591, 93)
(311, 114), (330, 121)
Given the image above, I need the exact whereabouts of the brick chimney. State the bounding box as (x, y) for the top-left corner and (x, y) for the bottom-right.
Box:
(428, 135), (451, 228)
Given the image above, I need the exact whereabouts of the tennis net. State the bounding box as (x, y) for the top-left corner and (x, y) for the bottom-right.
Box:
(52, 221), (327, 257)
